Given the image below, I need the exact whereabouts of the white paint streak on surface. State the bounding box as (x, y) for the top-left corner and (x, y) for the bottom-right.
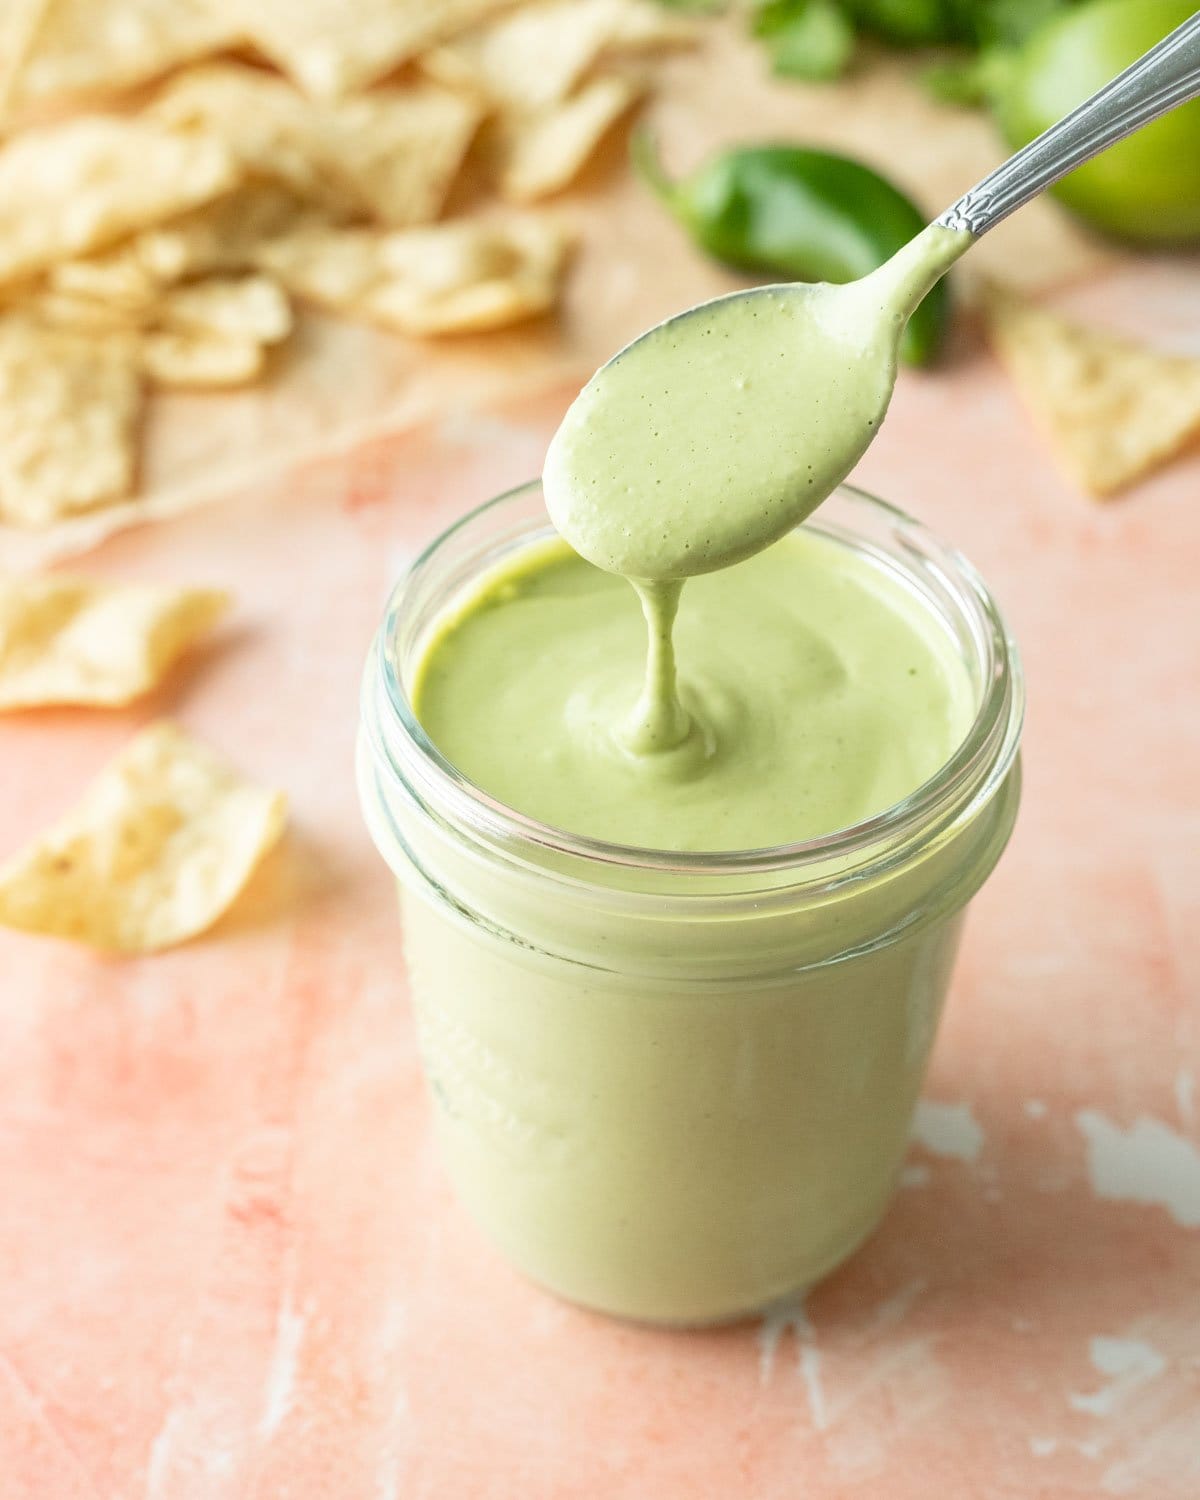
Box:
(1176, 1069), (1196, 1126)
(756, 1298), (828, 1430)
(374, 1391), (410, 1500)
(757, 1298), (802, 1387)
(145, 1408), (184, 1500)
(1076, 1110), (1200, 1226)
(872, 1280), (926, 1333)
(899, 1164), (931, 1188)
(911, 1100), (985, 1162)
(1030, 1437), (1059, 1457)
(1069, 1337), (1167, 1417)
(1024, 1099), (1048, 1119)
(258, 1297), (306, 1438)
(799, 1341), (829, 1431)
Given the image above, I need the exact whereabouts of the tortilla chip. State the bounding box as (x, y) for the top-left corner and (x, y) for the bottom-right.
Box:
(0, 0), (52, 114)
(0, 116), (241, 287)
(258, 214), (569, 335)
(328, 86), (483, 225)
(162, 274), (293, 344)
(141, 329), (266, 388)
(24, 289), (148, 335)
(49, 246), (164, 311)
(136, 185), (314, 281)
(153, 64), (481, 227)
(423, 0), (693, 112)
(983, 283), (1200, 496)
(0, 316), (142, 527)
(9, 0), (240, 109)
(0, 576), (228, 708)
(0, 721), (286, 952)
(220, 0), (520, 99)
(150, 63), (364, 218)
(497, 73), (644, 202)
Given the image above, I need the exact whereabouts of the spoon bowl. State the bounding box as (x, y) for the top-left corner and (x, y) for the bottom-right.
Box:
(543, 225), (965, 582)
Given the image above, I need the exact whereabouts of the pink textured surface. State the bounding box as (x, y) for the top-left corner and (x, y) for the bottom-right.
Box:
(1, 256), (1198, 1499)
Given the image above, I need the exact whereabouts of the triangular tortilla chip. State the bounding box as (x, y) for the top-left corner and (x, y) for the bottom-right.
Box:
(0, 115), (241, 286)
(0, 722), (286, 952)
(0, 576), (228, 708)
(9, 0), (240, 109)
(983, 283), (1200, 497)
(496, 72), (644, 203)
(423, 0), (695, 111)
(217, 0), (520, 99)
(0, 0), (52, 114)
(150, 63), (365, 219)
(328, 86), (483, 226)
(152, 64), (482, 226)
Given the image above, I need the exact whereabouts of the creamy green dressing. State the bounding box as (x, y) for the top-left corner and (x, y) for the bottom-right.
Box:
(542, 222), (970, 753)
(413, 532), (974, 851)
(543, 224), (968, 582)
(416, 222), (973, 845)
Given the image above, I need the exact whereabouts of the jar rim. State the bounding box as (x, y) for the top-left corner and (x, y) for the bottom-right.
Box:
(365, 480), (1024, 880)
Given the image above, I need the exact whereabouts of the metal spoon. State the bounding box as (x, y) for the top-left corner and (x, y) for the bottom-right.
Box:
(545, 11), (1200, 584)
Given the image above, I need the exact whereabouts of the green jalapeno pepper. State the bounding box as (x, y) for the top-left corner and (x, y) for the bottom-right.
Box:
(632, 132), (950, 366)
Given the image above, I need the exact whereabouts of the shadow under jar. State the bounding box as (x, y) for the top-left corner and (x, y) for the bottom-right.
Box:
(358, 481), (1023, 1326)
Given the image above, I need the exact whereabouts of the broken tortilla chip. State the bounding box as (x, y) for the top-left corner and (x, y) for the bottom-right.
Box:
(135, 185), (315, 282)
(153, 64), (481, 226)
(0, 115), (241, 287)
(140, 329), (267, 389)
(23, 289), (147, 335)
(258, 214), (569, 335)
(8, 0), (241, 110)
(0, 721), (286, 953)
(162, 274), (293, 345)
(0, 576), (228, 708)
(497, 72), (644, 202)
(150, 63), (365, 218)
(220, 0), (520, 99)
(0, 316), (142, 527)
(0, 0), (52, 115)
(49, 246), (164, 312)
(983, 283), (1200, 497)
(423, 0), (693, 112)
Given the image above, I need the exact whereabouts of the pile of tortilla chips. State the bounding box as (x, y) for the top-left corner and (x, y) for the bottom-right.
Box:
(0, 0), (697, 533)
(0, 0), (699, 954)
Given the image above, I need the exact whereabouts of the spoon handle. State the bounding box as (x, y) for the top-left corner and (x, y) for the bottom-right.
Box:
(935, 10), (1200, 237)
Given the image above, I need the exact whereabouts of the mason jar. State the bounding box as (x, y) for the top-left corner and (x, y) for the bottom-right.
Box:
(357, 481), (1023, 1326)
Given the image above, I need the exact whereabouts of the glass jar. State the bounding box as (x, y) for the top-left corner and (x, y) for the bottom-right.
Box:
(358, 481), (1023, 1326)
